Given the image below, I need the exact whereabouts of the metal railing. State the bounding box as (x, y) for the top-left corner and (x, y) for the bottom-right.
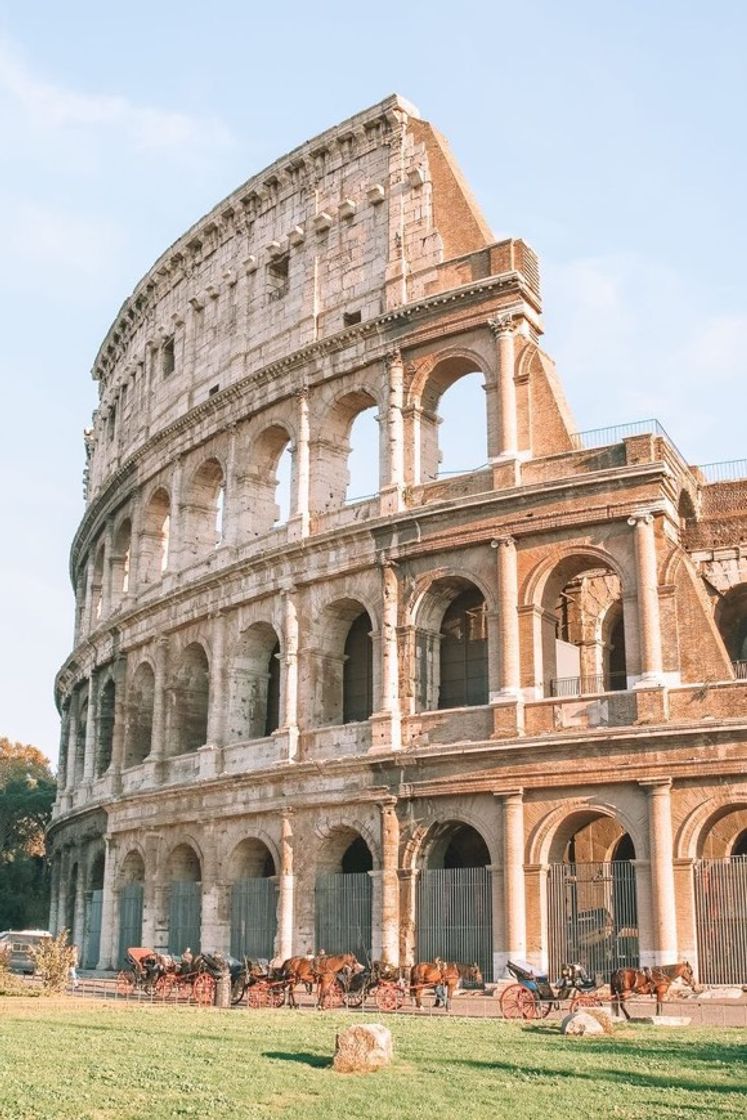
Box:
(570, 418), (670, 451)
(696, 459), (747, 484)
(550, 672), (627, 698)
(733, 661), (747, 680)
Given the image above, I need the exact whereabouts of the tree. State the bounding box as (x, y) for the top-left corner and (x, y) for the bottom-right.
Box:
(0, 738), (56, 930)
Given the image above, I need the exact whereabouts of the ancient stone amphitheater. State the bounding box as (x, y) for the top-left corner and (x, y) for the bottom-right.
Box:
(50, 95), (747, 986)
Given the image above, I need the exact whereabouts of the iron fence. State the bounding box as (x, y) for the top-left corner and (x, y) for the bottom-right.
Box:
(315, 872), (372, 964)
(168, 881), (201, 955)
(230, 878), (277, 960)
(733, 661), (747, 680)
(417, 866), (493, 983)
(694, 856), (747, 985)
(547, 861), (639, 982)
(118, 882), (144, 967)
(696, 459), (747, 484)
(549, 672), (627, 697)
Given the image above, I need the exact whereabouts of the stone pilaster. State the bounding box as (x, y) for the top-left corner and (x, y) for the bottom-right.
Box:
(82, 671), (98, 785)
(380, 349), (405, 514)
(498, 790), (527, 970)
(289, 387), (310, 539)
(488, 315), (519, 458)
(628, 512), (664, 685)
(378, 802), (400, 964)
(640, 779), (678, 964)
(97, 837), (118, 970)
(280, 588), (300, 761)
(276, 810), (295, 961)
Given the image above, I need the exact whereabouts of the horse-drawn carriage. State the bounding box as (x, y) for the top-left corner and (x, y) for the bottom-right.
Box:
(339, 960), (408, 1011)
(500, 960), (602, 1019)
(115, 947), (222, 1006)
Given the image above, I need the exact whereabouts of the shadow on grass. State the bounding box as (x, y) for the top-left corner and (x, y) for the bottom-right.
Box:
(263, 1051), (332, 1069)
(445, 1056), (744, 1097)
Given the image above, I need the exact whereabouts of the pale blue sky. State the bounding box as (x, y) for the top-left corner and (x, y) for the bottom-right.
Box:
(1, 1), (745, 764)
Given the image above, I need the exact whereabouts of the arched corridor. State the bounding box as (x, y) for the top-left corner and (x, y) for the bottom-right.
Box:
(315, 828), (373, 962)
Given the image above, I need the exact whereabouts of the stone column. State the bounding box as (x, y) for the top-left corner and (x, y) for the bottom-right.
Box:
(73, 851), (86, 952)
(56, 705), (70, 797)
(488, 315), (519, 458)
(97, 837), (118, 970)
(378, 802), (400, 964)
(380, 350), (405, 513)
(206, 612), (226, 747)
(628, 512), (664, 685)
(280, 588), (300, 761)
(222, 423), (239, 547)
(65, 690), (79, 794)
(499, 790), (527, 969)
(276, 810), (295, 961)
(398, 868), (419, 966)
(150, 638), (169, 764)
(83, 671), (98, 784)
(168, 455), (184, 571)
(48, 858), (60, 935)
(290, 387), (310, 539)
(101, 521), (115, 619)
(371, 562), (402, 752)
(109, 660), (127, 792)
(641, 779), (678, 964)
(495, 536), (521, 696)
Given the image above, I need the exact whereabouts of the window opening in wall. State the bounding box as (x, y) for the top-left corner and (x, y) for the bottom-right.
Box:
(160, 513), (170, 572)
(267, 254), (289, 301)
(345, 406), (379, 503)
(343, 310), (361, 328)
(437, 372), (487, 477)
(162, 336), (175, 378)
(265, 640), (281, 736)
(342, 611), (373, 723)
(121, 546), (130, 595)
(215, 483), (225, 544)
(438, 589), (488, 709)
(275, 442), (292, 524)
(209, 384), (220, 397)
(107, 407), (116, 443)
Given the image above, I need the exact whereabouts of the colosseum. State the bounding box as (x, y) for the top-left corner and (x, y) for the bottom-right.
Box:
(49, 95), (747, 987)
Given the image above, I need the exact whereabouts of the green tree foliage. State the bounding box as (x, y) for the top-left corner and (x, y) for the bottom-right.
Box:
(0, 738), (56, 930)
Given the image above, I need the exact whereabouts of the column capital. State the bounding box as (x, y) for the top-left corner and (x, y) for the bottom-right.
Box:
(488, 312), (519, 337)
(628, 512), (655, 527)
(639, 777), (672, 794)
(385, 348), (403, 369)
(494, 787), (524, 803)
(491, 534), (516, 550)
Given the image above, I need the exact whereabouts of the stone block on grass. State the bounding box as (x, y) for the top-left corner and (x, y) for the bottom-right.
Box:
(333, 1023), (392, 1073)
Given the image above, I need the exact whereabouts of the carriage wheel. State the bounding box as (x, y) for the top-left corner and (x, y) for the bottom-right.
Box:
(247, 981), (270, 1009)
(500, 984), (537, 1020)
(269, 985), (286, 1009)
(154, 973), (176, 1000)
(192, 973), (216, 1007)
(536, 998), (553, 1019)
(230, 979), (247, 1006)
(570, 992), (602, 1011)
(344, 985), (367, 1009)
(322, 980), (345, 1010)
(116, 970), (135, 997)
(375, 984), (400, 1012)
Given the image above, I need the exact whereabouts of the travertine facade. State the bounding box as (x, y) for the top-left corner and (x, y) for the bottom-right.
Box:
(49, 96), (747, 983)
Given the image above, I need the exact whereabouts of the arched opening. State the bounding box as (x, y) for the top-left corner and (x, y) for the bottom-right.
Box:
(418, 358), (488, 483)
(91, 543), (105, 625)
(693, 806), (747, 984)
(547, 811), (638, 980)
(228, 624), (281, 742)
(83, 851), (105, 968)
(539, 556), (628, 697)
(245, 425), (294, 539)
(414, 577), (488, 712)
(311, 390), (379, 513)
(229, 838), (277, 959)
(315, 827), (373, 960)
(140, 488), (170, 583)
(715, 584), (747, 675)
(416, 821), (492, 981)
(169, 644), (209, 756)
(112, 518), (132, 600)
(95, 677), (115, 776)
(124, 662), (155, 766)
(315, 599), (374, 727)
(118, 850), (144, 966)
(343, 611), (373, 723)
(167, 844), (201, 955)
(346, 406), (379, 503)
(183, 458), (225, 561)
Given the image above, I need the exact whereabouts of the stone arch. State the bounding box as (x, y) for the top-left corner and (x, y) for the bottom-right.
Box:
(228, 622), (281, 741)
(245, 422), (294, 536)
(168, 642), (210, 756)
(165, 841), (202, 956)
(678, 797), (747, 859)
(95, 675), (116, 776)
(523, 548), (630, 696)
(314, 822), (376, 961)
(118, 847), (146, 886)
(315, 825), (376, 875)
(228, 835), (278, 960)
(166, 840), (202, 882)
(183, 457), (225, 560)
(314, 596), (377, 726)
(227, 836), (278, 880)
(139, 487), (170, 583)
(528, 800), (645, 867)
(408, 349), (494, 484)
(402, 805), (499, 872)
(411, 573), (491, 712)
(311, 387), (381, 512)
(124, 660), (155, 766)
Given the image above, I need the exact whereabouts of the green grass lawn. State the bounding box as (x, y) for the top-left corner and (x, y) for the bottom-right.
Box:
(0, 999), (745, 1120)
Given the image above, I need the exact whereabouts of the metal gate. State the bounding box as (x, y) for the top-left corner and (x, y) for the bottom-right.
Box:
(168, 881), (201, 954)
(694, 856), (747, 984)
(417, 867), (493, 982)
(547, 861), (639, 981)
(230, 878), (277, 959)
(315, 873), (372, 963)
(83, 889), (103, 968)
(118, 882), (144, 966)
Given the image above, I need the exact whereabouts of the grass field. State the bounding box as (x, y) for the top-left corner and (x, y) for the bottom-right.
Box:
(0, 1000), (745, 1120)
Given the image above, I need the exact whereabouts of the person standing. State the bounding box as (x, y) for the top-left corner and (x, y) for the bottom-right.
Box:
(69, 943), (80, 990)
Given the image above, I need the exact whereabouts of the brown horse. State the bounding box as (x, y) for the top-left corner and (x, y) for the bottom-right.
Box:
(611, 961), (696, 1019)
(410, 960), (483, 1010)
(280, 953), (363, 1008)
